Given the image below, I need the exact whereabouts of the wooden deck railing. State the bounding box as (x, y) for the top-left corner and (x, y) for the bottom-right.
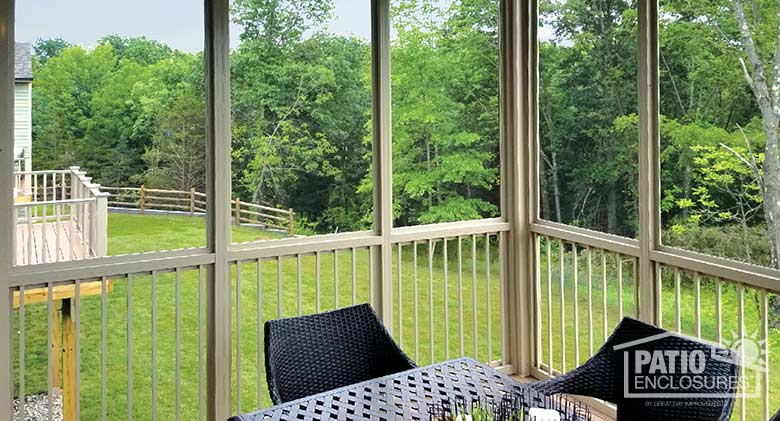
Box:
(13, 167), (108, 265)
(101, 185), (295, 235)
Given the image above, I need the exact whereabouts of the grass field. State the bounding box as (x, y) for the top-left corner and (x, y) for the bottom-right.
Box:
(12, 214), (778, 420)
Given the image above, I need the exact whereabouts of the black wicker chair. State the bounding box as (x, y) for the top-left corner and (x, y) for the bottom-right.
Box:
(264, 303), (416, 404)
(530, 317), (738, 421)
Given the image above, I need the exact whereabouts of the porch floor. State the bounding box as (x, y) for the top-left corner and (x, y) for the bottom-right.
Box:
(15, 221), (86, 265)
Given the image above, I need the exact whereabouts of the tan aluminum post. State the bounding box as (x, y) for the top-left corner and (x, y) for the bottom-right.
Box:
(638, 0), (661, 324)
(370, 0), (394, 333)
(498, 0), (534, 376)
(205, 0), (233, 419)
(0, 1), (15, 416)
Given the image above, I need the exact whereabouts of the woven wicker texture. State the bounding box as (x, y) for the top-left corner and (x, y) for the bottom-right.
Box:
(264, 304), (416, 404)
(231, 358), (589, 421)
(530, 317), (738, 421)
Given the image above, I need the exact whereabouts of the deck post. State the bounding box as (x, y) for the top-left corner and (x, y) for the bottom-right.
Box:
(61, 298), (76, 421)
(190, 188), (196, 215)
(94, 192), (108, 257)
(51, 303), (61, 388)
(139, 184), (146, 215)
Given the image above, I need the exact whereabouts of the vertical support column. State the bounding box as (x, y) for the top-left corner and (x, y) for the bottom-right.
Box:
(204, 0), (232, 419)
(500, 0), (534, 376)
(637, 0), (661, 324)
(0, 0), (14, 417)
(370, 0), (394, 333)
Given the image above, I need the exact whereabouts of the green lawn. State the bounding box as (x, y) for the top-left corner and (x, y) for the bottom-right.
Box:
(14, 213), (503, 420)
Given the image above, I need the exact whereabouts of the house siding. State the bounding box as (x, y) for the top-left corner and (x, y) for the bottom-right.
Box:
(14, 82), (31, 167)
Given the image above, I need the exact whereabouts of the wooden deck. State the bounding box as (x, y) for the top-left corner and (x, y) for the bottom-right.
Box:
(15, 221), (87, 266)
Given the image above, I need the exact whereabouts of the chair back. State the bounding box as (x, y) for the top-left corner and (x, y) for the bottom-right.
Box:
(533, 317), (738, 421)
(264, 304), (416, 404)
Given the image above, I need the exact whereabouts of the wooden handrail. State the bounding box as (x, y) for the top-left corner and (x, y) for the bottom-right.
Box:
(100, 185), (295, 235)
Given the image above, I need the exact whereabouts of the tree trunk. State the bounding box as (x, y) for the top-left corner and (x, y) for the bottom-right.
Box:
(551, 152), (562, 223)
(540, 155), (551, 220)
(607, 187), (617, 234)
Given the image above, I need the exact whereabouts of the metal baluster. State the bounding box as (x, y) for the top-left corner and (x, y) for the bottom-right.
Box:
(572, 244), (579, 365)
(101, 276), (108, 421)
(558, 240), (565, 372)
(128, 273), (134, 421)
(256, 260), (263, 409)
(351, 248), (357, 305)
(297, 255), (302, 316)
(546, 237), (553, 372)
(457, 236), (464, 357)
(675, 268), (681, 333)
(236, 263), (242, 414)
(443, 238), (449, 360)
(398, 243), (403, 347)
(694, 272), (701, 339)
(428, 238), (434, 363)
(316, 252), (321, 313)
(413, 241), (419, 363)
(151, 272), (157, 421)
(334, 250), (339, 309)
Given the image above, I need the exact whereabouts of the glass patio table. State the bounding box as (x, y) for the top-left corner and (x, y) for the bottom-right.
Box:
(229, 357), (591, 421)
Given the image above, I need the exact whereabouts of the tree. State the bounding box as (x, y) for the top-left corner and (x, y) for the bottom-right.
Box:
(389, 0), (499, 226)
(32, 38), (71, 65)
(141, 94), (206, 191)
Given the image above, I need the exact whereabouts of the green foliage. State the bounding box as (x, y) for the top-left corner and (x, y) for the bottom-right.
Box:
(389, 0), (500, 226)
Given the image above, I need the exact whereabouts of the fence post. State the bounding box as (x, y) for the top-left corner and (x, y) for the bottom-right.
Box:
(190, 188), (196, 215)
(288, 209), (295, 236)
(139, 184), (146, 215)
(234, 198), (241, 225)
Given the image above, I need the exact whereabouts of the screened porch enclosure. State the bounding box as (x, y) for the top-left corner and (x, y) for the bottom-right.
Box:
(0, 1), (778, 421)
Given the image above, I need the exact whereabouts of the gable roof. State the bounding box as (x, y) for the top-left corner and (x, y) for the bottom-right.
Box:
(15, 42), (33, 82)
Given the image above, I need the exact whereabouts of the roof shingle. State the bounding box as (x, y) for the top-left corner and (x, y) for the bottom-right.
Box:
(15, 42), (33, 81)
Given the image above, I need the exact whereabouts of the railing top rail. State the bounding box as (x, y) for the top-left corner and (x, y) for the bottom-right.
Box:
(237, 200), (292, 215)
(13, 170), (70, 176)
(13, 197), (97, 207)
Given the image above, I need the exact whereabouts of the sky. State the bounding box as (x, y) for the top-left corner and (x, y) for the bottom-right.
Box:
(16, 0), (373, 52)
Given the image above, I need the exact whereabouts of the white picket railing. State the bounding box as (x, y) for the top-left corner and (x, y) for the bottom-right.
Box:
(13, 167), (108, 265)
